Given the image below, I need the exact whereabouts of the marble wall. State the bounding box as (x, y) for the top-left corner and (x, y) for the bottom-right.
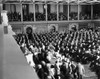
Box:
(11, 21), (95, 34)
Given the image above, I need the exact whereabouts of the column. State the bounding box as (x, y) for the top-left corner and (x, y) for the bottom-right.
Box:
(91, 4), (93, 20)
(78, 4), (80, 20)
(20, 3), (23, 22)
(34, 3), (36, 22)
(45, 3), (47, 21)
(57, 3), (59, 21)
(0, 3), (2, 24)
(68, 4), (69, 21)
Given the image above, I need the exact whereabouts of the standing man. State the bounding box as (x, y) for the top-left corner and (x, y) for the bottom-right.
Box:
(76, 62), (85, 79)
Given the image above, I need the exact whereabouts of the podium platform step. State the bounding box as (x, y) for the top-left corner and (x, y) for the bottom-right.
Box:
(3, 33), (39, 79)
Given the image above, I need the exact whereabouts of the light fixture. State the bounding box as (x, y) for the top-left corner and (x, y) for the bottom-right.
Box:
(44, 4), (47, 9)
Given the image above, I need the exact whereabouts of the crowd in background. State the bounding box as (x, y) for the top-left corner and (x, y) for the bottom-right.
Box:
(7, 12), (21, 22)
(7, 11), (100, 22)
(79, 13), (91, 20)
(14, 28), (100, 79)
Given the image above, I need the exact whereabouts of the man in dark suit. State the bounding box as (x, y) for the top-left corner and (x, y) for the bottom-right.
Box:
(36, 64), (45, 79)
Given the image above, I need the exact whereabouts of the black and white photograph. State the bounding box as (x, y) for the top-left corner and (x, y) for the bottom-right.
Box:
(0, 0), (100, 79)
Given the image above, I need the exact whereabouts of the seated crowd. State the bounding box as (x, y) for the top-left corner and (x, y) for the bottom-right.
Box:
(93, 13), (100, 19)
(14, 28), (100, 79)
(23, 13), (34, 21)
(69, 12), (78, 20)
(48, 13), (57, 21)
(7, 12), (21, 22)
(80, 13), (91, 20)
(59, 13), (68, 21)
(36, 12), (45, 21)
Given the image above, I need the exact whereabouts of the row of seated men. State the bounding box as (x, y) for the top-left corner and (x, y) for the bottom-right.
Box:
(7, 11), (100, 22)
(14, 29), (100, 79)
(7, 12), (100, 22)
(69, 12), (78, 20)
(93, 13), (100, 19)
(80, 13), (91, 20)
(48, 13), (57, 21)
(36, 13), (45, 21)
(59, 13), (68, 21)
(7, 12), (21, 22)
(23, 13), (34, 21)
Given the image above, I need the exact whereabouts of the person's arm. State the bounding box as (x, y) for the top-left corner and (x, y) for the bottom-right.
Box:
(82, 66), (88, 77)
(82, 67), (85, 74)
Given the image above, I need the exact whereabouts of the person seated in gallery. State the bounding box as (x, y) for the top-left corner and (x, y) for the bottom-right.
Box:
(69, 12), (78, 20)
(93, 13), (100, 19)
(80, 13), (91, 20)
(59, 13), (67, 21)
(36, 12), (45, 21)
(48, 13), (57, 21)
(7, 12), (21, 21)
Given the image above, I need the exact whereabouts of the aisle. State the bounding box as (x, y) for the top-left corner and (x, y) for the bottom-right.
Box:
(3, 33), (39, 79)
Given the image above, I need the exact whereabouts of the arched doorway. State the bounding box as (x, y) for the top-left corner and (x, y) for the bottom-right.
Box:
(69, 23), (79, 32)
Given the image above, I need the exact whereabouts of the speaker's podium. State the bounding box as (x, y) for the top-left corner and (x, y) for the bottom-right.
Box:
(1, 11), (38, 79)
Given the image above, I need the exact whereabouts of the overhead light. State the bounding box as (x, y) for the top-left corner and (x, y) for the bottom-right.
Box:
(44, 4), (47, 9)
